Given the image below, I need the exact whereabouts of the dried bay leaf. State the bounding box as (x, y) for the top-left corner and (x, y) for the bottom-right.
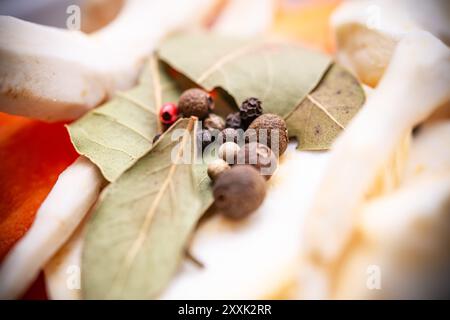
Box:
(285, 64), (366, 150)
(82, 117), (205, 299)
(158, 32), (332, 118)
(193, 151), (216, 213)
(67, 56), (181, 181)
(158, 32), (365, 150)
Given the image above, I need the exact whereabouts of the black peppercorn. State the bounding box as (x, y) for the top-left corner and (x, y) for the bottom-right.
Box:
(197, 129), (213, 150)
(179, 88), (213, 119)
(225, 112), (242, 129)
(218, 128), (238, 144)
(240, 97), (263, 129)
(213, 165), (266, 219)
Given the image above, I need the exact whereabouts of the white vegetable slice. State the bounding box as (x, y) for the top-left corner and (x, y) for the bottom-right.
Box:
(300, 31), (450, 298)
(0, 157), (103, 299)
(335, 173), (450, 299)
(332, 0), (450, 86)
(0, 0), (220, 122)
(44, 221), (86, 300)
(405, 120), (450, 180)
(331, 121), (450, 299)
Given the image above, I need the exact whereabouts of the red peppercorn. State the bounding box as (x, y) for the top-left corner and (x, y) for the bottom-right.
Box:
(159, 102), (178, 125)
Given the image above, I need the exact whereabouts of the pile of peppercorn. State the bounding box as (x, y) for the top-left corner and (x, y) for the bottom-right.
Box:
(156, 88), (289, 220)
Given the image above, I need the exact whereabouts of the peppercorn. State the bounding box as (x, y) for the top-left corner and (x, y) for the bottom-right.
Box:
(159, 102), (178, 125)
(213, 165), (266, 219)
(207, 158), (230, 181)
(240, 97), (263, 129)
(204, 113), (225, 131)
(218, 128), (238, 144)
(246, 113), (288, 156)
(218, 142), (240, 165)
(197, 129), (213, 150)
(237, 142), (277, 179)
(178, 88), (213, 119)
(225, 112), (242, 129)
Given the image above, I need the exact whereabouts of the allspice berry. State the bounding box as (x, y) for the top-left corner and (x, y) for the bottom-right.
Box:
(204, 113), (225, 131)
(218, 142), (240, 164)
(237, 142), (277, 179)
(225, 112), (242, 129)
(246, 113), (288, 156)
(213, 165), (266, 219)
(178, 88), (213, 119)
(207, 158), (230, 181)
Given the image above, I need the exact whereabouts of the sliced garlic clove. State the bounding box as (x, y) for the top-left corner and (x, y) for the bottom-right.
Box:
(44, 222), (85, 300)
(0, 0), (221, 122)
(300, 32), (450, 298)
(332, 0), (450, 87)
(0, 157), (103, 299)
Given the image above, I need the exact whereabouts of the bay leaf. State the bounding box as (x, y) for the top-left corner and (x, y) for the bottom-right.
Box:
(285, 64), (366, 150)
(67, 56), (181, 181)
(158, 32), (365, 150)
(158, 32), (332, 118)
(82, 117), (205, 299)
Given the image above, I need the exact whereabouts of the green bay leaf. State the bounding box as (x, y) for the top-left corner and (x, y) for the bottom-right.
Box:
(285, 64), (366, 150)
(67, 56), (180, 181)
(82, 117), (205, 299)
(158, 32), (365, 150)
(158, 32), (332, 118)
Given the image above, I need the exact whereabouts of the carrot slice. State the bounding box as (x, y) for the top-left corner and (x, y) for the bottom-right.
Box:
(0, 112), (77, 262)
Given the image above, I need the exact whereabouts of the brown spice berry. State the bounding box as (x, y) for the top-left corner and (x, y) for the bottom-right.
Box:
(178, 88), (213, 119)
(213, 165), (266, 219)
(218, 127), (239, 144)
(207, 158), (230, 181)
(225, 112), (242, 129)
(237, 142), (277, 179)
(240, 97), (263, 129)
(204, 113), (225, 131)
(246, 113), (288, 156)
(218, 142), (240, 164)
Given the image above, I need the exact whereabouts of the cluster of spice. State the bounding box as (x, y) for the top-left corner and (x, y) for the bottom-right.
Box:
(156, 88), (288, 219)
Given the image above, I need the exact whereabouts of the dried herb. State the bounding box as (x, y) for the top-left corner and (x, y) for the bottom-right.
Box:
(67, 56), (180, 181)
(158, 32), (365, 150)
(285, 64), (365, 150)
(82, 118), (209, 299)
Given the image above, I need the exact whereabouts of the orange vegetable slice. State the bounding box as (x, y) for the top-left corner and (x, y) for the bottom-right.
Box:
(0, 112), (77, 262)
